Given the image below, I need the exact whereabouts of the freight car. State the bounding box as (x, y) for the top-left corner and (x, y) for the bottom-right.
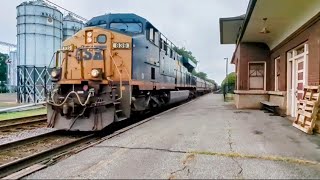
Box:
(47, 13), (215, 131)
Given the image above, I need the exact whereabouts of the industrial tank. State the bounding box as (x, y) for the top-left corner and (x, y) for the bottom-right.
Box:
(7, 51), (18, 87)
(63, 13), (84, 41)
(17, 0), (63, 67)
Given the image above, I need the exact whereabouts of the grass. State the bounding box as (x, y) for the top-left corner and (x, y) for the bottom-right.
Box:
(190, 150), (319, 165)
(224, 93), (235, 102)
(0, 108), (47, 121)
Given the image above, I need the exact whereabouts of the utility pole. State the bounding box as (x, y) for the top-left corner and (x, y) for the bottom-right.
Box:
(224, 57), (228, 101)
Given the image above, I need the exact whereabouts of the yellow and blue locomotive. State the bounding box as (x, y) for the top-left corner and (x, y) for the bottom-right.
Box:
(47, 13), (215, 131)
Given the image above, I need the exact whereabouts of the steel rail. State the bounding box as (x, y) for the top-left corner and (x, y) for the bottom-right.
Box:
(0, 131), (95, 178)
(0, 114), (47, 132)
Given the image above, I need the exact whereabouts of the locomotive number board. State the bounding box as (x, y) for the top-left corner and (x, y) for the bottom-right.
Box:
(112, 42), (130, 49)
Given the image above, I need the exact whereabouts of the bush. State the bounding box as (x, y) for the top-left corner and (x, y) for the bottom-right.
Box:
(221, 72), (236, 94)
(0, 81), (8, 93)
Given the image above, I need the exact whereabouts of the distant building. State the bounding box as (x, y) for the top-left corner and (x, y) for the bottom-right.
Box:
(219, 0), (320, 117)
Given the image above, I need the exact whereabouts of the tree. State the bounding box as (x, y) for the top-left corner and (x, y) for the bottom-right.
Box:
(192, 70), (207, 80)
(0, 53), (8, 82)
(0, 53), (8, 93)
(173, 46), (217, 87)
(173, 46), (197, 64)
(221, 72), (236, 93)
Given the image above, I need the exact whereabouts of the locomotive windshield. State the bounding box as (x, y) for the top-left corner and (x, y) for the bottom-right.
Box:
(110, 22), (143, 33)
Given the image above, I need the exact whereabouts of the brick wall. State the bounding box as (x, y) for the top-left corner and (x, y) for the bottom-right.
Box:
(307, 20), (320, 85)
(271, 19), (320, 87)
(234, 42), (270, 90)
(233, 19), (320, 91)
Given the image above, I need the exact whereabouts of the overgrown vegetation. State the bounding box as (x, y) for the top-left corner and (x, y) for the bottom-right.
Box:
(221, 72), (236, 93)
(0, 53), (8, 93)
(173, 46), (197, 64)
(0, 108), (47, 121)
(173, 46), (217, 86)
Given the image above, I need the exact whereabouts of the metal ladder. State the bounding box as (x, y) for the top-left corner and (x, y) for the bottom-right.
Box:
(110, 85), (127, 122)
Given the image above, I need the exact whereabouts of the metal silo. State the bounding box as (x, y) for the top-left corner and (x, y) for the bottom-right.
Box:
(17, 0), (63, 66)
(7, 51), (18, 88)
(63, 13), (84, 41)
(16, 0), (63, 103)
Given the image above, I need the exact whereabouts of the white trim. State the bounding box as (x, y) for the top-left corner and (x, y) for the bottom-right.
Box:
(286, 42), (309, 117)
(248, 61), (267, 91)
(274, 57), (280, 91)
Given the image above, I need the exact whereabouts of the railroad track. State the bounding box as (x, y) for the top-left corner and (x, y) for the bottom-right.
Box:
(0, 96), (201, 179)
(0, 130), (96, 178)
(0, 114), (47, 133)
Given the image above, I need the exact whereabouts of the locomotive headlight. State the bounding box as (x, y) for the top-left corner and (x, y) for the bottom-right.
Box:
(86, 31), (93, 43)
(51, 69), (58, 78)
(91, 69), (100, 78)
(87, 37), (93, 43)
(87, 31), (93, 37)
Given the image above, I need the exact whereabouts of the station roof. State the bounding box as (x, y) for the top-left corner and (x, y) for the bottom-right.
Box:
(220, 0), (320, 49)
(219, 15), (245, 44)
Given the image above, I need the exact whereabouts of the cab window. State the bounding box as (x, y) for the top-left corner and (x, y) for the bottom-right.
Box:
(110, 22), (143, 33)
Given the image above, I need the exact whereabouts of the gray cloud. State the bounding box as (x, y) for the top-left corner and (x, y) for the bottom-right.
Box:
(0, 0), (248, 84)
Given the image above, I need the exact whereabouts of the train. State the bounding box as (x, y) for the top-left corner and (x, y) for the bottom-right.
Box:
(46, 13), (216, 131)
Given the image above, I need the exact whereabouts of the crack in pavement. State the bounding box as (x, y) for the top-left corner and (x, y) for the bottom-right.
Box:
(168, 166), (187, 180)
(93, 145), (193, 179)
(168, 154), (194, 179)
(227, 117), (244, 177)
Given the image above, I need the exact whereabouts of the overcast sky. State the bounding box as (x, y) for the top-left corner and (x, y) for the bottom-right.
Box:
(0, 0), (248, 84)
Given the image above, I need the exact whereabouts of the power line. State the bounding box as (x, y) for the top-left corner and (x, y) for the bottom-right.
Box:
(0, 41), (16, 48)
(43, 0), (88, 22)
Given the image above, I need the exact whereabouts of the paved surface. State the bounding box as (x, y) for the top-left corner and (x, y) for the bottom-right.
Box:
(0, 93), (18, 108)
(26, 94), (320, 179)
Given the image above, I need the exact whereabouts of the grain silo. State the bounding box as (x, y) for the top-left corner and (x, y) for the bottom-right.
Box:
(63, 13), (84, 41)
(17, 0), (63, 66)
(16, 0), (63, 103)
(7, 51), (18, 89)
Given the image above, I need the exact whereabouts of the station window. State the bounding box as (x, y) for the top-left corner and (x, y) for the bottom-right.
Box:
(249, 62), (265, 90)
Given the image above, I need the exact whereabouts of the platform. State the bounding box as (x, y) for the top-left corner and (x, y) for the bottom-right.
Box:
(26, 94), (320, 179)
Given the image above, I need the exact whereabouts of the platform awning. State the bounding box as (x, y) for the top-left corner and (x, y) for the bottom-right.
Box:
(219, 15), (245, 44)
(220, 0), (320, 49)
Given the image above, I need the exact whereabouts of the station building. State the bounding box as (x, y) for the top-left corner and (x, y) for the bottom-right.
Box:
(220, 0), (320, 117)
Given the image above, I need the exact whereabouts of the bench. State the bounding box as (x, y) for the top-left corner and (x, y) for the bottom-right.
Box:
(260, 101), (279, 116)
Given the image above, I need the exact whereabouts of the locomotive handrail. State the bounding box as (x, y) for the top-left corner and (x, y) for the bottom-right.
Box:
(77, 47), (105, 50)
(106, 50), (123, 101)
(47, 89), (94, 107)
(122, 64), (132, 105)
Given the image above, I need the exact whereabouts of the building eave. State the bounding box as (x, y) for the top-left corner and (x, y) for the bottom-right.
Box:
(236, 0), (257, 45)
(219, 15), (245, 44)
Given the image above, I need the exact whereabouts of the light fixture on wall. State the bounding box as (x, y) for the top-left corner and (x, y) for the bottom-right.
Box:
(260, 18), (270, 34)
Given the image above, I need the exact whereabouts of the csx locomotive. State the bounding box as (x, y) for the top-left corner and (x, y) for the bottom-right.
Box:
(47, 13), (215, 131)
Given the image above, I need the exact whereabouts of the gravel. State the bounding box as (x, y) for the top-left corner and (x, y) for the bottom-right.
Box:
(0, 128), (57, 145)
